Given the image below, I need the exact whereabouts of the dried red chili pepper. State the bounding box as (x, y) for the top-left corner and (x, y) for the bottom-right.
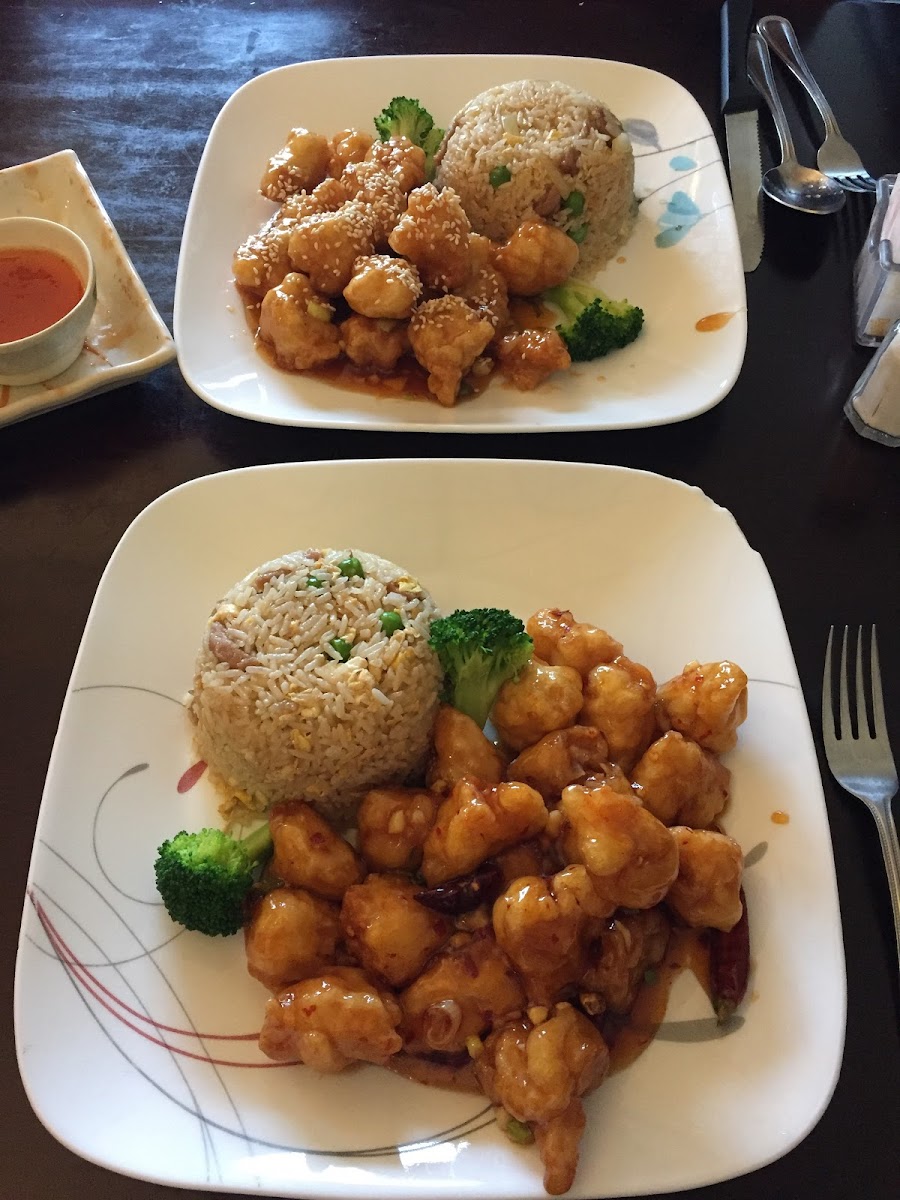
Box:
(709, 886), (750, 1023)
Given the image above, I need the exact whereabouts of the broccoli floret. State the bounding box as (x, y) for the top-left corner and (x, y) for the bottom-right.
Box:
(542, 279), (644, 362)
(154, 822), (273, 937)
(374, 96), (444, 179)
(429, 607), (534, 730)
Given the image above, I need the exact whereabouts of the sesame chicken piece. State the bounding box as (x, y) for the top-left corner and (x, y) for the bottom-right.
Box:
(288, 201), (376, 296)
(388, 183), (473, 290)
(232, 208), (295, 298)
(257, 272), (342, 371)
(281, 176), (348, 220)
(340, 314), (408, 372)
(259, 127), (330, 202)
(454, 234), (510, 332)
(496, 329), (572, 390)
(327, 127), (374, 177)
(492, 218), (580, 296)
(408, 294), (493, 407)
(340, 161), (408, 245)
(343, 253), (422, 319)
(367, 135), (427, 193)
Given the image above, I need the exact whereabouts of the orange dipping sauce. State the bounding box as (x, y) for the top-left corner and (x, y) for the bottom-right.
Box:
(0, 246), (85, 343)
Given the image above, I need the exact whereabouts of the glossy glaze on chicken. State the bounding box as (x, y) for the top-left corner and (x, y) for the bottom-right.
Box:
(245, 607), (750, 1195)
(234, 124), (584, 406)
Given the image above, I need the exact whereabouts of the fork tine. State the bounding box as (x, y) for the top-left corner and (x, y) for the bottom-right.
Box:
(855, 624), (868, 738)
(838, 624), (852, 740)
(869, 626), (889, 739)
(823, 625), (837, 745)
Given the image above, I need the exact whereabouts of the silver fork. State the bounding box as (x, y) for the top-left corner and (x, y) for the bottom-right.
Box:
(757, 15), (877, 193)
(823, 626), (900, 991)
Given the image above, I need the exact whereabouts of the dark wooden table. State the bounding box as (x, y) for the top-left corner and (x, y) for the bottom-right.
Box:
(2, 1), (899, 1197)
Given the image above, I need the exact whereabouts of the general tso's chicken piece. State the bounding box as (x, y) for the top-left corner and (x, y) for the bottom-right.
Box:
(527, 609), (624, 677)
(400, 931), (525, 1054)
(368, 135), (427, 192)
(407, 295), (494, 407)
(259, 966), (402, 1072)
(581, 908), (671, 1014)
(495, 839), (549, 886)
(559, 783), (679, 910)
(287, 201), (376, 296)
(233, 210), (296, 298)
(656, 660), (749, 754)
(495, 329), (572, 391)
(257, 273), (342, 371)
(269, 800), (364, 900)
(388, 182), (472, 290)
(356, 786), (438, 872)
(580, 655), (658, 772)
(259, 127), (330, 202)
(665, 827), (744, 931)
(493, 865), (611, 1004)
(454, 234), (510, 332)
(420, 777), (549, 886)
(475, 1004), (609, 1196)
(340, 160), (407, 245)
(580, 760), (634, 795)
(491, 658), (584, 753)
(506, 726), (610, 803)
(427, 703), (507, 796)
(340, 874), (453, 988)
(244, 887), (341, 992)
(339, 314), (408, 371)
(327, 127), (374, 176)
(343, 253), (422, 319)
(491, 218), (580, 296)
(631, 731), (731, 827)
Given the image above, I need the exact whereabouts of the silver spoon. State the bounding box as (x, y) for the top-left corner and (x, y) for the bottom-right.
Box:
(746, 31), (846, 215)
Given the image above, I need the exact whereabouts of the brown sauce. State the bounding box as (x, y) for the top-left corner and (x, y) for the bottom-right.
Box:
(384, 1052), (481, 1094)
(0, 246), (85, 343)
(770, 810), (790, 825)
(609, 927), (710, 1074)
(695, 311), (735, 333)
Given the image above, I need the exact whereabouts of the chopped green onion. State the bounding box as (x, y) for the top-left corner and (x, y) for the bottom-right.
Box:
(380, 611), (403, 635)
(329, 637), (353, 662)
(489, 164), (512, 189)
(504, 1117), (534, 1145)
(567, 223), (589, 244)
(562, 189), (585, 216)
(338, 555), (364, 579)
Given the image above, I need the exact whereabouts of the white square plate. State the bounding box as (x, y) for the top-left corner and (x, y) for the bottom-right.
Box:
(15, 459), (844, 1199)
(0, 150), (175, 428)
(175, 55), (746, 432)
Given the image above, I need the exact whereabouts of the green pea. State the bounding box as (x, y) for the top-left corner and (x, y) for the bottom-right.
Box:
(306, 575), (323, 588)
(338, 555), (364, 579)
(489, 164), (512, 189)
(504, 1118), (534, 1145)
(567, 223), (589, 244)
(329, 637), (353, 662)
(563, 189), (585, 216)
(380, 611), (403, 635)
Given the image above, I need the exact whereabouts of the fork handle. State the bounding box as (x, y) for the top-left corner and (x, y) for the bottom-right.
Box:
(870, 798), (900, 993)
(757, 14), (842, 139)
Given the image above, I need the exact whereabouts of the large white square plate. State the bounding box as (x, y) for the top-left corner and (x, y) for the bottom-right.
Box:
(0, 151), (175, 428)
(14, 460), (844, 1198)
(175, 56), (746, 432)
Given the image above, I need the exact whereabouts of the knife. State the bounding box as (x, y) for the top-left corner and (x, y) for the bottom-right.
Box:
(721, 0), (764, 271)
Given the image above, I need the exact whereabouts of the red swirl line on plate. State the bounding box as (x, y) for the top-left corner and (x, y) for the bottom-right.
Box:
(177, 759), (207, 793)
(31, 891), (296, 1066)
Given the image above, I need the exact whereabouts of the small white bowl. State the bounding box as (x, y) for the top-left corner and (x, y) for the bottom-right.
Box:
(0, 216), (97, 386)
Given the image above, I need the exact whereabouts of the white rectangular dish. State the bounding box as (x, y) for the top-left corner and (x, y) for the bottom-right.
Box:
(15, 459), (844, 1199)
(175, 56), (746, 432)
(0, 150), (175, 427)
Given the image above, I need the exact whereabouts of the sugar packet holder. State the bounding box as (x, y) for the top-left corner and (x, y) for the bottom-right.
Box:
(854, 174), (900, 347)
(845, 315), (900, 447)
